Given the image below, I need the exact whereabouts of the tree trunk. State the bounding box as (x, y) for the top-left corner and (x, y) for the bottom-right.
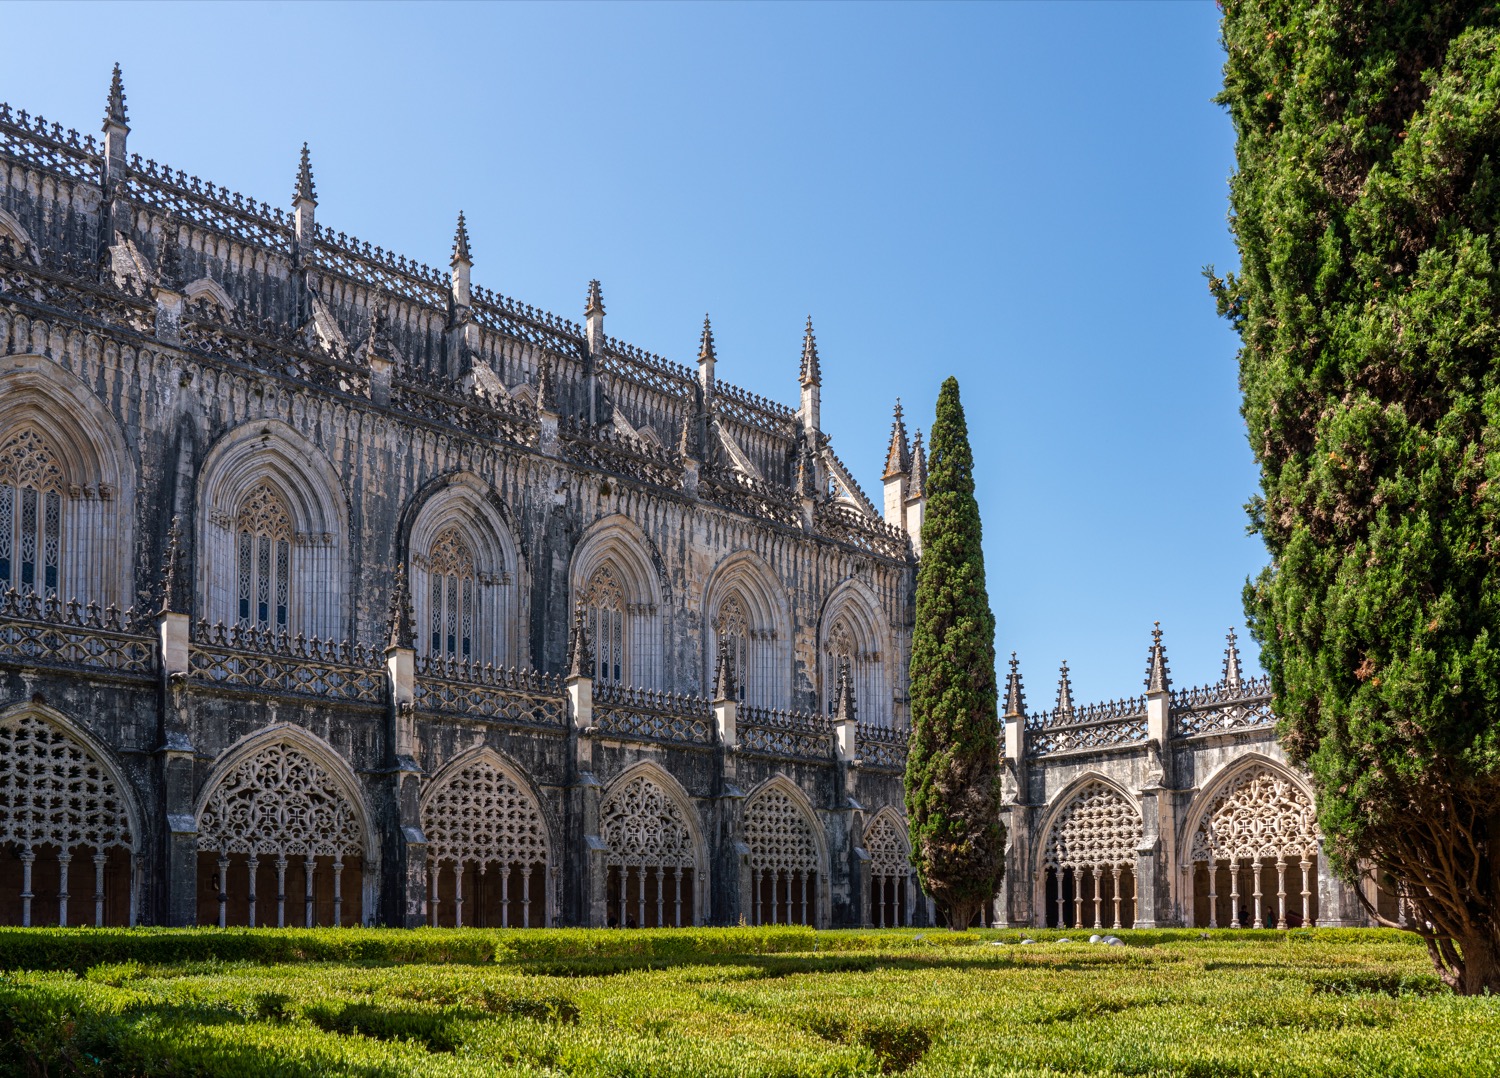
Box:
(946, 899), (978, 932)
(1457, 929), (1500, 996)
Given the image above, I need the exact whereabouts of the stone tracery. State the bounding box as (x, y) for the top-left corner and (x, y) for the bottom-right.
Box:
(600, 773), (698, 927)
(864, 812), (911, 927)
(743, 785), (820, 926)
(1042, 782), (1141, 930)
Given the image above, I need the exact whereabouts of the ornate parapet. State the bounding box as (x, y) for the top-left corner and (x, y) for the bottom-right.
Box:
(856, 721), (908, 772)
(1170, 677), (1274, 738)
(0, 590), (153, 678)
(188, 621), (385, 704)
(738, 705), (833, 760)
(591, 682), (714, 747)
(412, 654), (567, 728)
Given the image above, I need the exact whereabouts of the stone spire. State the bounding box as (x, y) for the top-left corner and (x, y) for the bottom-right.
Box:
(1222, 627), (1243, 690)
(908, 430), (927, 500)
(102, 64), (129, 188)
(567, 603), (593, 679)
(883, 400), (911, 479)
(292, 143), (316, 242)
(1145, 621), (1171, 694)
(697, 314), (716, 395)
(713, 635), (737, 701)
(386, 565), (415, 650)
(449, 211), (472, 309)
(799, 316), (821, 387)
(1054, 661), (1075, 718)
(158, 516), (187, 615)
(834, 657), (857, 723)
(1003, 652), (1026, 719)
(106, 63), (129, 129)
(585, 279), (605, 353)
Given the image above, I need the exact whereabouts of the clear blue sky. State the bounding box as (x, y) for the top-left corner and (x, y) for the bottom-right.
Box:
(1, 1), (1256, 707)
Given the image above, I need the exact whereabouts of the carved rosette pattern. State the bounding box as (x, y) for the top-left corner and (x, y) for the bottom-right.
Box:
(0, 712), (132, 853)
(1044, 783), (1142, 871)
(198, 742), (363, 858)
(422, 759), (548, 870)
(600, 774), (696, 869)
(1189, 767), (1318, 863)
(864, 814), (909, 874)
(743, 788), (818, 873)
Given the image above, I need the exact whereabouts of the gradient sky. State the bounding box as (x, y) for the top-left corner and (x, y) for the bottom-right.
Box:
(0, 1), (1255, 708)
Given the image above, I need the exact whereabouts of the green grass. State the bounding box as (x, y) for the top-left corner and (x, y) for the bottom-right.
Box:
(0, 926), (1495, 1076)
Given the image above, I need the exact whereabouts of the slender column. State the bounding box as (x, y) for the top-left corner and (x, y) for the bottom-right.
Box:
(1092, 866), (1102, 929)
(655, 867), (665, 928)
(19, 848), (33, 928)
(332, 859), (344, 927)
(217, 856), (229, 929)
(428, 862), (439, 927)
(673, 867), (683, 927)
(752, 869), (762, 925)
(802, 871), (811, 927)
(275, 856), (287, 928)
(636, 865), (646, 929)
(94, 852), (107, 928)
(1112, 866), (1123, 929)
(1275, 858), (1288, 929)
(521, 865), (532, 928)
(304, 857), (316, 928)
(55, 851), (70, 928)
(1228, 860), (1241, 927)
(773, 869), (783, 926)
(454, 862), (465, 929)
(247, 855), (259, 928)
(1055, 869), (1065, 929)
(1252, 861), (1264, 928)
(1073, 869), (1084, 930)
(1299, 856), (1312, 927)
(876, 874), (886, 928)
(501, 862), (511, 928)
(1207, 861), (1218, 929)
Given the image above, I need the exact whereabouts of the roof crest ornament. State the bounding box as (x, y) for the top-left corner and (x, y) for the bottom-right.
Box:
(585, 279), (604, 317)
(799, 316), (821, 387)
(451, 210), (471, 267)
(386, 565), (415, 650)
(1222, 626), (1243, 689)
(567, 603), (593, 679)
(1055, 660), (1075, 718)
(908, 429), (927, 499)
(698, 314), (716, 364)
(1145, 621), (1172, 694)
(105, 63), (128, 129)
(1003, 652), (1026, 718)
(883, 399), (911, 479)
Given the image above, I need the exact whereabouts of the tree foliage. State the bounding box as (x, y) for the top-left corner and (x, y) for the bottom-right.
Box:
(904, 376), (1004, 930)
(1212, 0), (1500, 992)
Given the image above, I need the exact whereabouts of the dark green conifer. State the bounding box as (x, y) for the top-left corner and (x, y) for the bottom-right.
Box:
(904, 376), (1003, 930)
(1212, 0), (1500, 992)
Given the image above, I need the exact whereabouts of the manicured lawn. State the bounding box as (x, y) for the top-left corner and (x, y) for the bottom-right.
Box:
(0, 926), (1494, 1076)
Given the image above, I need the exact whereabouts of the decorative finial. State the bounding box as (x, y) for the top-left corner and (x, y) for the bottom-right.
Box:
(1145, 621), (1172, 694)
(449, 211), (472, 267)
(105, 63), (128, 128)
(713, 634), (737, 701)
(386, 565), (414, 650)
(367, 299), (392, 358)
(799, 316), (821, 387)
(567, 603), (593, 679)
(1055, 660), (1075, 717)
(156, 227), (182, 290)
(834, 657), (857, 722)
(677, 414), (697, 461)
(908, 429), (927, 499)
(159, 516), (187, 615)
(1003, 652), (1026, 718)
(883, 399), (911, 479)
(1222, 627), (1243, 690)
(794, 439), (816, 499)
(294, 143), (317, 205)
(536, 357), (557, 414)
(585, 279), (604, 317)
(698, 314), (716, 364)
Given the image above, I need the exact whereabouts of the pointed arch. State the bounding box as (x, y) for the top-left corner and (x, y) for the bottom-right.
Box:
(570, 515), (667, 687)
(194, 724), (373, 929)
(405, 471), (526, 669)
(0, 208), (39, 263)
(1178, 753), (1321, 930)
(183, 277), (234, 318)
(862, 806), (913, 928)
(197, 420), (348, 639)
(0, 701), (141, 928)
(742, 776), (829, 927)
(1034, 773), (1142, 931)
(0, 359), (136, 607)
(599, 761), (707, 926)
(703, 550), (791, 707)
(818, 578), (892, 728)
(419, 746), (554, 928)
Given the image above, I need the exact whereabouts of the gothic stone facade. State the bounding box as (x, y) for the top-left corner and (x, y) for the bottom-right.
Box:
(0, 72), (1382, 932)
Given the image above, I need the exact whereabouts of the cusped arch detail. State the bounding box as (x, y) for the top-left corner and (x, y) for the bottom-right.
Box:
(598, 761), (709, 926)
(419, 745), (555, 870)
(742, 776), (829, 875)
(1036, 774), (1143, 873)
(862, 806), (911, 875)
(1179, 754), (1320, 866)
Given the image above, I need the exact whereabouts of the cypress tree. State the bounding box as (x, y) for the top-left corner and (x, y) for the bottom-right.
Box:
(904, 376), (1004, 930)
(1212, 0), (1500, 992)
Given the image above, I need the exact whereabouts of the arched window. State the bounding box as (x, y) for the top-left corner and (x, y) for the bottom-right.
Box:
(583, 565), (627, 684)
(864, 812), (912, 928)
(235, 483), (293, 632)
(825, 612), (887, 728)
(1042, 782), (1141, 930)
(601, 772), (699, 927)
(714, 595), (749, 702)
(426, 527), (475, 661)
(0, 428), (65, 597)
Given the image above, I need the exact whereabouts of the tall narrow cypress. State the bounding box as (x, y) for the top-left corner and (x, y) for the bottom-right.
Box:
(904, 376), (1003, 930)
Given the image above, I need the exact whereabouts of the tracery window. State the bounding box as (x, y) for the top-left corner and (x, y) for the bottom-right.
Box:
(422, 758), (549, 928)
(715, 595), (749, 702)
(427, 527), (475, 661)
(583, 565), (627, 684)
(196, 742), (364, 929)
(826, 616), (886, 727)
(864, 813), (911, 928)
(0, 429), (64, 597)
(0, 712), (135, 927)
(235, 483), (294, 632)
(744, 787), (820, 926)
(1188, 766), (1319, 929)
(601, 774), (697, 927)
(1043, 782), (1141, 930)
